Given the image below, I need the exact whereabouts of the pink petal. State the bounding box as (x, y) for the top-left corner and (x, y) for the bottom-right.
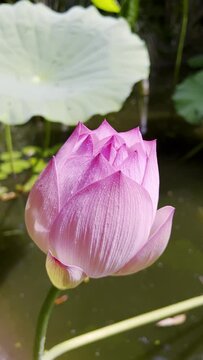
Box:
(74, 134), (93, 156)
(143, 139), (155, 156)
(119, 127), (143, 147)
(25, 157), (60, 253)
(77, 153), (114, 190)
(141, 140), (159, 215)
(46, 251), (86, 290)
(54, 155), (92, 209)
(115, 206), (175, 276)
(94, 134), (124, 155)
(112, 144), (128, 168)
(93, 119), (116, 139)
(105, 135), (124, 149)
(49, 171), (153, 278)
(101, 143), (117, 164)
(119, 150), (146, 184)
(56, 123), (90, 160)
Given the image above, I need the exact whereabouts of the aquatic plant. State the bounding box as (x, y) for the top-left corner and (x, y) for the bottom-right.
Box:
(173, 70), (203, 125)
(25, 120), (175, 289)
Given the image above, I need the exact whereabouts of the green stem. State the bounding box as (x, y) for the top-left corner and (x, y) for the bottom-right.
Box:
(44, 121), (52, 151)
(43, 294), (203, 360)
(4, 124), (15, 174)
(33, 286), (60, 360)
(174, 0), (189, 86)
(121, 0), (140, 29)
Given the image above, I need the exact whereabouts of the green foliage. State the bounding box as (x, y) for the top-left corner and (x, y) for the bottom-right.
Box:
(0, 144), (62, 198)
(188, 54), (203, 69)
(173, 70), (203, 125)
(91, 0), (120, 13)
(42, 144), (61, 157)
(1, 159), (31, 174)
(120, 0), (139, 28)
(22, 146), (41, 157)
(31, 159), (47, 174)
(0, 172), (8, 180)
(0, 151), (21, 161)
(16, 175), (39, 193)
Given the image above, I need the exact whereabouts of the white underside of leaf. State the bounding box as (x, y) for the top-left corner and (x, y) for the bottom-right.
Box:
(0, 1), (150, 125)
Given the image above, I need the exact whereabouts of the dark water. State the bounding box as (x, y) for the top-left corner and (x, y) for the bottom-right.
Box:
(0, 83), (203, 360)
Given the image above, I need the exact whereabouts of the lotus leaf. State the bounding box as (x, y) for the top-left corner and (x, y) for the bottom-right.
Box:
(0, 1), (149, 125)
(173, 70), (203, 124)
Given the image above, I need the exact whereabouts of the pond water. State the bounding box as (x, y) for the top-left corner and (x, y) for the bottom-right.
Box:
(0, 75), (203, 360)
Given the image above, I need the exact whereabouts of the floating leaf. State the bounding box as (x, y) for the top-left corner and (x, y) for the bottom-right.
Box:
(1, 159), (31, 174)
(188, 54), (203, 69)
(0, 151), (21, 161)
(0, 1), (149, 126)
(173, 70), (203, 124)
(91, 0), (120, 13)
(0, 171), (8, 180)
(16, 174), (39, 193)
(32, 159), (47, 173)
(22, 146), (41, 157)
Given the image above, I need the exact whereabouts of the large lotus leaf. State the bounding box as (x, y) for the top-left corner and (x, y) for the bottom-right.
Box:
(0, 1), (149, 125)
(173, 70), (203, 124)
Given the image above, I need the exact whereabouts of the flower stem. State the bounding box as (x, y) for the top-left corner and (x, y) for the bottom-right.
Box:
(174, 0), (189, 86)
(4, 124), (15, 174)
(33, 286), (60, 360)
(121, 0), (140, 29)
(43, 294), (203, 360)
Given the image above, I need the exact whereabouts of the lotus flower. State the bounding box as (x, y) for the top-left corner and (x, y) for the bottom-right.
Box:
(0, 1), (149, 125)
(25, 120), (175, 289)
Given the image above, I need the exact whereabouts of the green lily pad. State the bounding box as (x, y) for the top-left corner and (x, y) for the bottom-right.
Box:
(32, 159), (47, 174)
(0, 151), (21, 161)
(22, 146), (41, 157)
(0, 171), (8, 180)
(16, 174), (39, 193)
(173, 70), (203, 124)
(91, 0), (120, 13)
(0, 1), (149, 126)
(1, 159), (31, 175)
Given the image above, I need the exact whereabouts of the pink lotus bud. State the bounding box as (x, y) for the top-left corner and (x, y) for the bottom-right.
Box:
(25, 120), (175, 289)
